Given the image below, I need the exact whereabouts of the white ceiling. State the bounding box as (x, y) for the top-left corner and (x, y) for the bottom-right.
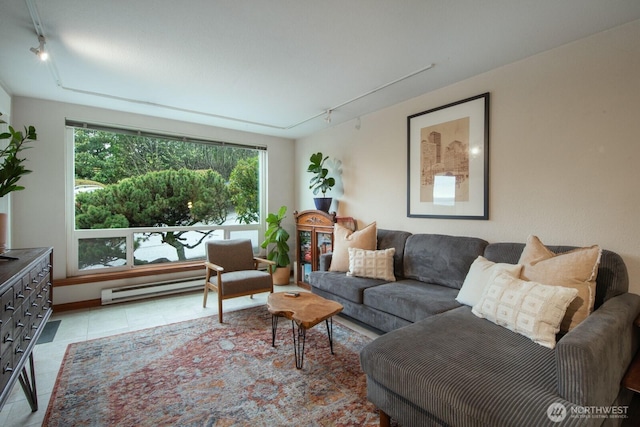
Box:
(1, 1), (640, 139)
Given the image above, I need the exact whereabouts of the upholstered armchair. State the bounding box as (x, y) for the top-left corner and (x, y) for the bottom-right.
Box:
(203, 239), (275, 322)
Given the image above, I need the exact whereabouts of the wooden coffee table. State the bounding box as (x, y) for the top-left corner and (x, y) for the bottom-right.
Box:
(267, 292), (343, 369)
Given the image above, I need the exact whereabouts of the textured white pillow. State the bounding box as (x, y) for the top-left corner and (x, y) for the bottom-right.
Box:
(456, 256), (523, 307)
(347, 247), (396, 282)
(472, 271), (578, 349)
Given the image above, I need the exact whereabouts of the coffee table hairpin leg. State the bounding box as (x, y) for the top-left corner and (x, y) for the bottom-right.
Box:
(271, 315), (279, 347)
(292, 321), (306, 369)
(292, 318), (335, 369)
(270, 314), (336, 369)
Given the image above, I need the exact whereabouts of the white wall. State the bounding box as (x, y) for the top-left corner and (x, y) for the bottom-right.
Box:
(0, 86), (10, 116)
(0, 86), (11, 244)
(10, 98), (295, 304)
(295, 20), (640, 294)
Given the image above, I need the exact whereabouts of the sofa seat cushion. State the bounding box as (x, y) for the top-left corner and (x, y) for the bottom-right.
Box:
(309, 271), (388, 304)
(363, 280), (461, 323)
(360, 306), (566, 427)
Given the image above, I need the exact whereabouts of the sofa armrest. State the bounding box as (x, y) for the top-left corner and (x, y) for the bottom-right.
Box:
(319, 253), (333, 271)
(556, 292), (640, 406)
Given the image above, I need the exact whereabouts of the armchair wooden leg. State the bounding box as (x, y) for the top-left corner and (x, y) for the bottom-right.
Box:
(203, 284), (209, 307)
(218, 294), (223, 323)
(379, 409), (390, 427)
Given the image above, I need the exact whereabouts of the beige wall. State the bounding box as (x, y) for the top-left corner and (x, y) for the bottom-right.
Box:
(295, 20), (640, 294)
(10, 98), (295, 304)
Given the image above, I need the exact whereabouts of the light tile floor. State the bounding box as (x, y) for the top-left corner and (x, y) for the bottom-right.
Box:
(0, 283), (379, 427)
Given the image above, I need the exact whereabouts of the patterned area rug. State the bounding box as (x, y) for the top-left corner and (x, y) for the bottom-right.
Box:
(43, 306), (378, 426)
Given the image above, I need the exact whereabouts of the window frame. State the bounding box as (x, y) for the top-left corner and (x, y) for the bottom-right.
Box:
(65, 123), (267, 277)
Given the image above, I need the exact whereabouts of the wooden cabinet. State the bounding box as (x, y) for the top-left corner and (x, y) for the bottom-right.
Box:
(0, 247), (53, 413)
(294, 210), (336, 288)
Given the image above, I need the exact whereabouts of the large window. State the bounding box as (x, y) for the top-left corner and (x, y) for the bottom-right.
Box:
(67, 122), (266, 275)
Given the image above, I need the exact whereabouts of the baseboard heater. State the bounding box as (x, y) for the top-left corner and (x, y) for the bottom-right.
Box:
(101, 277), (204, 305)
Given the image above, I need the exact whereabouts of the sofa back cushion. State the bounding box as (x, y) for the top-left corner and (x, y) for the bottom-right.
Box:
(484, 243), (628, 309)
(377, 229), (412, 279)
(403, 234), (488, 289)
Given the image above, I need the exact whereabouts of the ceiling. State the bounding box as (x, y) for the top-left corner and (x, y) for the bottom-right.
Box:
(1, 1), (639, 139)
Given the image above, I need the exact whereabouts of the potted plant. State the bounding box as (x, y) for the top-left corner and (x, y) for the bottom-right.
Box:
(307, 152), (335, 212)
(261, 205), (291, 285)
(0, 113), (38, 253)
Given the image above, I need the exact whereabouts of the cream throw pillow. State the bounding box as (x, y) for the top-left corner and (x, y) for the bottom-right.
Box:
(456, 256), (523, 307)
(347, 248), (396, 281)
(329, 222), (377, 272)
(472, 271), (578, 349)
(518, 235), (601, 333)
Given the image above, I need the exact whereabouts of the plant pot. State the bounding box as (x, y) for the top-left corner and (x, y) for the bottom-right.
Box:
(313, 197), (332, 212)
(273, 265), (292, 285)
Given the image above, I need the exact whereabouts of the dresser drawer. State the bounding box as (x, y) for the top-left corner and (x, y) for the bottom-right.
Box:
(0, 288), (13, 327)
(0, 346), (13, 393)
(0, 322), (14, 356)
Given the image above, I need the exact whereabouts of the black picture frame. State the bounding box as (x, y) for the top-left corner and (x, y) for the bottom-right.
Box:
(407, 93), (490, 219)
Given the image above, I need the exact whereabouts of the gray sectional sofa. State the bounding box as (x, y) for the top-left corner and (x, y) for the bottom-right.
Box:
(308, 229), (640, 427)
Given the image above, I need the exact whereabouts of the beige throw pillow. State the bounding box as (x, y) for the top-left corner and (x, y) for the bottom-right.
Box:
(347, 248), (396, 281)
(518, 235), (601, 333)
(456, 256), (523, 307)
(472, 271), (578, 349)
(329, 222), (377, 272)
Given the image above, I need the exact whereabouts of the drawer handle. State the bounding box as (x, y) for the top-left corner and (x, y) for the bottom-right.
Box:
(38, 272), (44, 277)
(24, 334), (31, 341)
(3, 364), (12, 374)
(32, 302), (38, 307)
(16, 293), (25, 299)
(25, 285), (32, 291)
(4, 304), (14, 312)
(31, 324), (39, 330)
(16, 321), (24, 328)
(3, 335), (13, 343)
(32, 278), (38, 284)
(24, 310), (32, 317)
(15, 347), (24, 355)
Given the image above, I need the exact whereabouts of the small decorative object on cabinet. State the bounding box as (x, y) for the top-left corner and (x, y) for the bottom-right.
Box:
(294, 210), (336, 288)
(0, 247), (53, 413)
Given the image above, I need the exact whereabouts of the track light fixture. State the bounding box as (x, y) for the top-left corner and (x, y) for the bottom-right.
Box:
(30, 35), (48, 61)
(324, 109), (332, 124)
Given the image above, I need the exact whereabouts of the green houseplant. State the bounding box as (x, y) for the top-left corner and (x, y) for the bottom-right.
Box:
(0, 114), (37, 198)
(307, 152), (335, 212)
(261, 205), (291, 285)
(0, 113), (38, 253)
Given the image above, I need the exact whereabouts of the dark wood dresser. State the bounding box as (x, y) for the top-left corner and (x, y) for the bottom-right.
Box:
(0, 248), (53, 412)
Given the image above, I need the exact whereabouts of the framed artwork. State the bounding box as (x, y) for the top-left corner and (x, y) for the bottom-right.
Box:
(407, 93), (490, 219)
